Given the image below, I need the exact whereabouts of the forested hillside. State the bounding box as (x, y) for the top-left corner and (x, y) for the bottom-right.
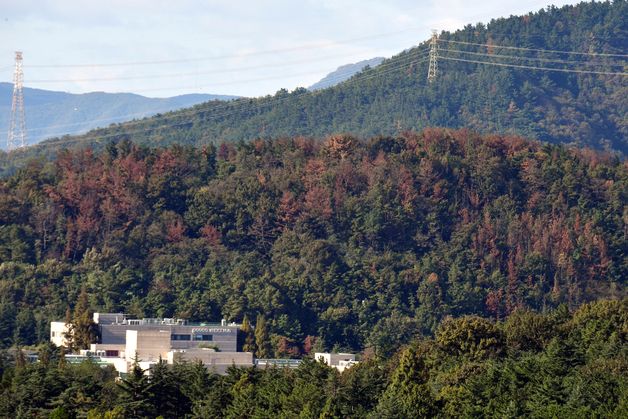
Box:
(1, 299), (625, 417)
(0, 0), (625, 175)
(0, 130), (625, 354)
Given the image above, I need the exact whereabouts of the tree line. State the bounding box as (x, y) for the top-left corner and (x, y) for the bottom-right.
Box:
(0, 299), (625, 418)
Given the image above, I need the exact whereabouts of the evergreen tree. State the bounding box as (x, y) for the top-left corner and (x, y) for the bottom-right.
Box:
(116, 358), (154, 418)
(65, 288), (98, 351)
(13, 309), (36, 346)
(373, 346), (437, 418)
(254, 314), (272, 359)
(149, 358), (191, 418)
(225, 370), (258, 418)
(240, 315), (255, 353)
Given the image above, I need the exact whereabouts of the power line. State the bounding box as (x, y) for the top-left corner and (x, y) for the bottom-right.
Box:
(438, 38), (628, 58)
(24, 49), (388, 84)
(441, 48), (628, 67)
(8, 34), (627, 151)
(22, 50), (429, 136)
(439, 55), (628, 76)
(17, 56), (430, 149)
(22, 27), (428, 69)
(13, 42), (627, 151)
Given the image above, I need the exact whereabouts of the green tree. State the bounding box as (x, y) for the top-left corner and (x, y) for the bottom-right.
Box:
(435, 316), (504, 360)
(65, 288), (98, 351)
(373, 345), (437, 418)
(116, 359), (154, 418)
(255, 314), (272, 359)
(240, 315), (255, 353)
(148, 359), (191, 418)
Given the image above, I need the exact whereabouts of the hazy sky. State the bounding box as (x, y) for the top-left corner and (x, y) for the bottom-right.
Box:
(0, 0), (583, 98)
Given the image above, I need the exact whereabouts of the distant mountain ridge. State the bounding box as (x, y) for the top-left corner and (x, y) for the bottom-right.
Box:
(0, 83), (239, 149)
(308, 57), (385, 90)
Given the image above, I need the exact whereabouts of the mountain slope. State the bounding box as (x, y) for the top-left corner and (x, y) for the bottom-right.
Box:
(308, 57), (385, 90)
(0, 83), (238, 149)
(1, 0), (626, 174)
(0, 130), (625, 352)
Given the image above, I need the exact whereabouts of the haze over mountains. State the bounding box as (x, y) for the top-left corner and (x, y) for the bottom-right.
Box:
(0, 83), (239, 149)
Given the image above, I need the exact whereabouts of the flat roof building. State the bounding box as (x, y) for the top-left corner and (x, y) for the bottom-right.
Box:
(95, 314), (239, 352)
(51, 313), (250, 374)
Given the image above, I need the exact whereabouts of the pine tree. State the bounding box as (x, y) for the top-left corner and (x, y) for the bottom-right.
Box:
(254, 314), (272, 359)
(241, 315), (255, 353)
(65, 288), (98, 351)
(117, 358), (155, 418)
(149, 358), (191, 418)
(373, 346), (437, 418)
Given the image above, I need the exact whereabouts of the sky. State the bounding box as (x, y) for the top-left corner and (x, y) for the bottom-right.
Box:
(0, 0), (584, 98)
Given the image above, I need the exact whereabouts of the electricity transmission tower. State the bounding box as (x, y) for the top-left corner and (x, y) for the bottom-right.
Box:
(8, 51), (26, 150)
(427, 30), (439, 83)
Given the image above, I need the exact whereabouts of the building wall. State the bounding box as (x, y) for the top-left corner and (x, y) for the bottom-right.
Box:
(100, 324), (238, 352)
(93, 313), (125, 324)
(314, 352), (357, 371)
(126, 329), (172, 363)
(168, 349), (253, 374)
(50, 321), (69, 347)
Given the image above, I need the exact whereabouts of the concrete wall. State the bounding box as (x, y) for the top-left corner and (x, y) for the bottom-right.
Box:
(50, 321), (69, 347)
(314, 352), (356, 367)
(100, 324), (238, 351)
(168, 349), (253, 374)
(126, 329), (172, 363)
(93, 313), (125, 325)
(90, 343), (126, 358)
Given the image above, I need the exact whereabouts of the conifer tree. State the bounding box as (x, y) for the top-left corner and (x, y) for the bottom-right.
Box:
(373, 346), (437, 418)
(254, 314), (272, 359)
(240, 315), (255, 353)
(117, 357), (155, 418)
(64, 288), (98, 351)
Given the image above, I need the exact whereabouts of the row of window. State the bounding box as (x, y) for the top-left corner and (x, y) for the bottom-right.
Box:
(171, 334), (213, 341)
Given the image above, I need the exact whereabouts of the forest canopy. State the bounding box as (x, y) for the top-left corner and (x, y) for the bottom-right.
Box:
(0, 129), (625, 355)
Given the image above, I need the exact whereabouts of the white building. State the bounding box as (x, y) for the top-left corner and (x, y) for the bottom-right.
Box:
(51, 313), (252, 374)
(50, 321), (70, 347)
(314, 352), (359, 372)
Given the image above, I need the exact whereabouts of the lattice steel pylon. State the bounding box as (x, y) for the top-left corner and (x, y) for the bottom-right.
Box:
(427, 30), (439, 83)
(7, 51), (26, 150)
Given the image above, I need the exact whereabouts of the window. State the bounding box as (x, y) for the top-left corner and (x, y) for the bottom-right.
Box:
(171, 334), (191, 341)
(51, 331), (56, 337)
(193, 334), (213, 341)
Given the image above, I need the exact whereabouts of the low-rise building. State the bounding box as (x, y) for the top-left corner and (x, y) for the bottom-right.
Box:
(51, 313), (251, 374)
(314, 352), (359, 372)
